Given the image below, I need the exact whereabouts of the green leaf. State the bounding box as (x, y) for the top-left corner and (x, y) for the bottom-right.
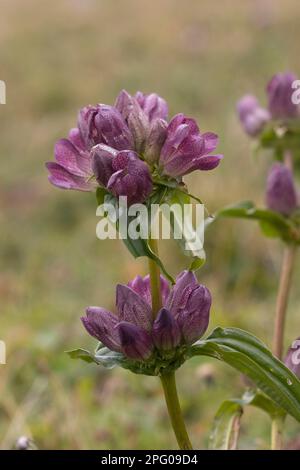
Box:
(96, 187), (108, 206)
(67, 349), (98, 364)
(187, 327), (300, 422)
(67, 347), (126, 369)
(209, 399), (243, 450)
(95, 346), (126, 369)
(208, 389), (283, 450)
(208, 201), (294, 243)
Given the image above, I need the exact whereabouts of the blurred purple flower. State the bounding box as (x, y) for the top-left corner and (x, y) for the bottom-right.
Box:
(237, 95), (270, 137)
(159, 114), (223, 178)
(267, 72), (299, 120)
(266, 163), (298, 216)
(81, 271), (212, 361)
(284, 338), (300, 378)
(92, 145), (153, 204)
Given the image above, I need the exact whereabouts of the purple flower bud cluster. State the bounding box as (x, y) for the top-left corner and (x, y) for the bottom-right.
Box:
(81, 271), (211, 362)
(46, 90), (222, 203)
(237, 72), (300, 137)
(266, 163), (298, 217)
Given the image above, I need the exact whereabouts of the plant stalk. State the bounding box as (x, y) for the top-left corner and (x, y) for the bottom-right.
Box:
(148, 237), (192, 449)
(271, 415), (285, 451)
(270, 149), (297, 450)
(160, 371), (193, 450)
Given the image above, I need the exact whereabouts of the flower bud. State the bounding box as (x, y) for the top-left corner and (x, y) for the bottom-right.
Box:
(144, 118), (167, 164)
(106, 150), (153, 204)
(117, 321), (153, 360)
(135, 91), (168, 122)
(152, 308), (181, 351)
(266, 163), (298, 216)
(78, 104), (134, 151)
(267, 72), (299, 119)
(160, 114), (222, 177)
(237, 95), (270, 137)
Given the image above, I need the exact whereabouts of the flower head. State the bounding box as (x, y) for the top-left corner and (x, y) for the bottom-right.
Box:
(266, 163), (298, 216)
(81, 271), (212, 362)
(267, 72), (299, 120)
(237, 95), (270, 137)
(159, 114), (222, 178)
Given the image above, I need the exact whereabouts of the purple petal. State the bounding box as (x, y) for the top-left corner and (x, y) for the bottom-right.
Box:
(166, 270), (198, 318)
(91, 144), (117, 187)
(54, 138), (91, 177)
(152, 308), (181, 350)
(267, 72), (299, 119)
(178, 285), (212, 344)
(202, 132), (218, 154)
(68, 128), (86, 152)
(127, 274), (170, 307)
(116, 284), (152, 331)
(81, 307), (121, 351)
(117, 321), (153, 360)
(192, 154), (223, 171)
(46, 162), (95, 191)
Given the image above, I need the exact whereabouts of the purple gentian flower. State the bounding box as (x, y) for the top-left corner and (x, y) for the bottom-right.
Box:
(115, 89), (168, 157)
(237, 95), (270, 137)
(81, 271), (212, 361)
(266, 163), (298, 216)
(267, 72), (299, 120)
(159, 114), (223, 178)
(284, 338), (300, 378)
(92, 145), (153, 204)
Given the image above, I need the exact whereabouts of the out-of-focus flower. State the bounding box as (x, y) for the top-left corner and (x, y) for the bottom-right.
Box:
(92, 145), (153, 204)
(81, 271), (212, 361)
(284, 337), (300, 378)
(237, 95), (270, 136)
(267, 72), (299, 120)
(159, 114), (223, 178)
(266, 163), (298, 216)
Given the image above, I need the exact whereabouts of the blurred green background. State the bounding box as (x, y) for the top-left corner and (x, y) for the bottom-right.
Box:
(1, 0), (300, 450)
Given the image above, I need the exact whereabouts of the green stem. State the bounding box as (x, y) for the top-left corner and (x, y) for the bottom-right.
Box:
(160, 371), (193, 450)
(147, 237), (192, 449)
(148, 237), (162, 319)
(272, 244), (297, 360)
(271, 415), (285, 450)
(270, 150), (297, 450)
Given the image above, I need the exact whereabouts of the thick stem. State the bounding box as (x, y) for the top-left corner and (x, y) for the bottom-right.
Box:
(160, 371), (193, 450)
(148, 237), (162, 318)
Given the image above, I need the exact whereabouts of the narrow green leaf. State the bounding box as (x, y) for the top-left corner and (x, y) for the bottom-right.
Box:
(66, 349), (98, 364)
(209, 399), (243, 450)
(188, 327), (300, 422)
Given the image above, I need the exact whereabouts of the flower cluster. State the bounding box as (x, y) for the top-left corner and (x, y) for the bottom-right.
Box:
(46, 90), (222, 204)
(285, 338), (300, 379)
(81, 271), (211, 363)
(237, 72), (299, 137)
